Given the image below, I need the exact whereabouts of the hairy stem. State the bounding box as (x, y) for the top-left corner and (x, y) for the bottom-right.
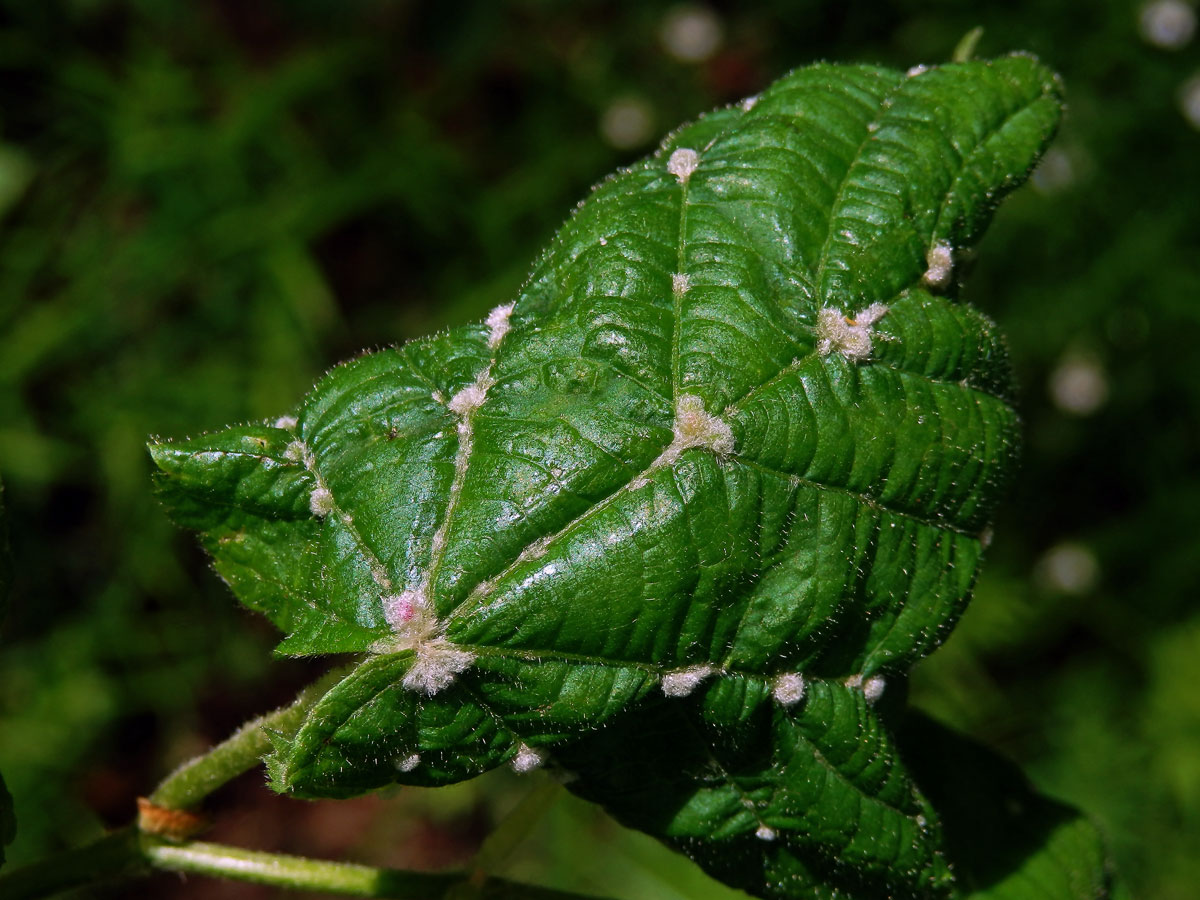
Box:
(0, 831), (607, 900)
(145, 838), (603, 899)
(149, 666), (346, 810)
(0, 672), (611, 900)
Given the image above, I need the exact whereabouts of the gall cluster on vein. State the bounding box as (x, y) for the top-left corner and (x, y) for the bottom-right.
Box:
(375, 301), (520, 697)
(287, 133), (938, 778)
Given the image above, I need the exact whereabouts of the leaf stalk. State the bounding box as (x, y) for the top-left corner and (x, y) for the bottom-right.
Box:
(0, 830), (606, 899)
(0, 672), (607, 899)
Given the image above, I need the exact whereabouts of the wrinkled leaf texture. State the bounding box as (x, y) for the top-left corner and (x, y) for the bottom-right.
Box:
(151, 56), (1110, 898)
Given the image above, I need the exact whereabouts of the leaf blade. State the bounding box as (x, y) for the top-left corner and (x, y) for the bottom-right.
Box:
(153, 54), (1069, 899)
(898, 714), (1120, 900)
(558, 680), (952, 900)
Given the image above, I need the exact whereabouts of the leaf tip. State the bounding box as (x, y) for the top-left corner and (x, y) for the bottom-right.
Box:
(263, 728), (295, 793)
(145, 436), (178, 473)
(952, 26), (985, 63)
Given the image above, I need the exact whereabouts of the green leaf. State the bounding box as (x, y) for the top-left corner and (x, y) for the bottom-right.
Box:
(152, 56), (1067, 898)
(149, 424), (381, 652)
(557, 682), (953, 899)
(897, 715), (1120, 900)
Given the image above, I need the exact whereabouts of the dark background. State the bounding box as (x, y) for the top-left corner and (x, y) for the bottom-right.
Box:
(1, 1), (1197, 897)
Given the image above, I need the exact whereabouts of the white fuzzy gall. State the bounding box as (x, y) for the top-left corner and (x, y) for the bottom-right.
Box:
(661, 664), (715, 698)
(401, 639), (476, 695)
(447, 378), (491, 416)
(672, 272), (690, 295)
(667, 147), (700, 184)
(273, 415), (298, 431)
(485, 302), (515, 349)
(309, 486), (334, 517)
(383, 588), (437, 633)
(510, 743), (547, 774)
(845, 673), (887, 704)
(772, 672), (806, 706)
(923, 241), (954, 288)
(815, 304), (889, 362)
(284, 440), (309, 464)
(755, 825), (778, 841)
(671, 394), (735, 456)
(863, 675), (887, 704)
(395, 753), (421, 772)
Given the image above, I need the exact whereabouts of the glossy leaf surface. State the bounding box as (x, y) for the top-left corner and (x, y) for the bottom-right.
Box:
(152, 56), (1068, 898)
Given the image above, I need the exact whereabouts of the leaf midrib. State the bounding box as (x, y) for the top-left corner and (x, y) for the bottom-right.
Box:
(289, 62), (1031, 681)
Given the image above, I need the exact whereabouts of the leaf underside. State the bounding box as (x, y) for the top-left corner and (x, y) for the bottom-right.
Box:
(151, 56), (1092, 898)
(897, 715), (1118, 900)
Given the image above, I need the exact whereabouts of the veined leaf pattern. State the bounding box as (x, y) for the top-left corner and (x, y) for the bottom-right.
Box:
(152, 55), (1068, 898)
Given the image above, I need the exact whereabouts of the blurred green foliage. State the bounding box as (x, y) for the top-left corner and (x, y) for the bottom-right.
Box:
(0, 1), (1197, 898)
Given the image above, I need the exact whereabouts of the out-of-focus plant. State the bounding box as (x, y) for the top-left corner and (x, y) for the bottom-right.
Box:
(0, 48), (1124, 900)
(2, 2), (1198, 899)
